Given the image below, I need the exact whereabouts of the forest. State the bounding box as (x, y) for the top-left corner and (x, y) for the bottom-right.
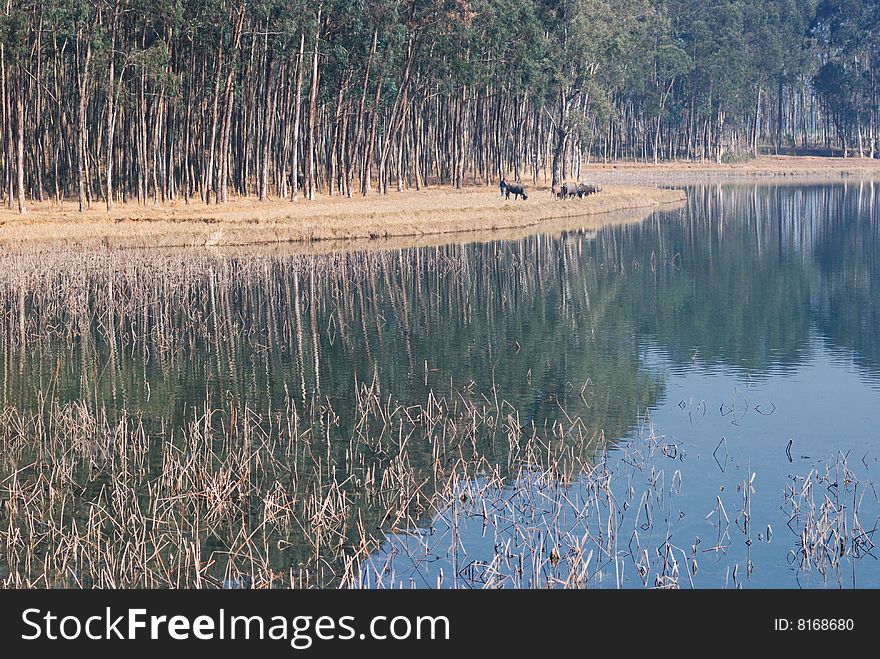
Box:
(0, 0), (878, 213)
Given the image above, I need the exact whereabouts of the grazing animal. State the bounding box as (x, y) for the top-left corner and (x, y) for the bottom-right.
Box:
(555, 182), (578, 199)
(287, 171), (306, 191)
(576, 181), (601, 197)
(501, 179), (528, 200)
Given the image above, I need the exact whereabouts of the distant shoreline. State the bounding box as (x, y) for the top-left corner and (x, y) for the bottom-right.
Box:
(4, 155), (880, 250)
(588, 154), (880, 185)
(0, 184), (685, 249)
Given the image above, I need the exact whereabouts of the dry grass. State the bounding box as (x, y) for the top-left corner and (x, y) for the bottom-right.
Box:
(783, 452), (877, 584)
(3, 156), (876, 249)
(0, 243), (629, 588)
(0, 184), (684, 248)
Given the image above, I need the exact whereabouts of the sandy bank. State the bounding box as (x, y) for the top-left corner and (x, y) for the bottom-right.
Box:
(0, 184), (684, 249)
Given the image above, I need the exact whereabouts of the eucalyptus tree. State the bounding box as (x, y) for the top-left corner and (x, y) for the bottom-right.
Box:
(0, 0), (28, 212)
(1, 0), (878, 214)
(812, 0), (880, 156)
(538, 0), (655, 185)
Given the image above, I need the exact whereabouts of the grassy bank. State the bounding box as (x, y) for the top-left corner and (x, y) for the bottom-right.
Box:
(0, 184), (684, 248)
(8, 154), (874, 249)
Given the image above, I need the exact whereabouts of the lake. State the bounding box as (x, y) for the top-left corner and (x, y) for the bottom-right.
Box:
(1, 182), (878, 588)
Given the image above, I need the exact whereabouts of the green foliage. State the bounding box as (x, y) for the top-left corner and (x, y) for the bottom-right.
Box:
(1, 0), (863, 131)
(811, 0), (880, 143)
(2, 0), (875, 205)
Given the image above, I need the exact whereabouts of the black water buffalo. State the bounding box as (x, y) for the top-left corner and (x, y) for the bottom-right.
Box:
(500, 178), (528, 200)
(576, 181), (601, 197)
(554, 182), (579, 199)
(287, 171), (306, 191)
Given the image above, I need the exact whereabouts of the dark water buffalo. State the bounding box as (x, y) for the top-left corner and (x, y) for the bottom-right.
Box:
(554, 182), (579, 199)
(287, 171), (306, 191)
(500, 178), (528, 200)
(576, 181), (601, 197)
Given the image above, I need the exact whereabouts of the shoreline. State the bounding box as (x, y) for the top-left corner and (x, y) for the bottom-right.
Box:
(587, 154), (880, 185)
(3, 155), (879, 250)
(0, 184), (685, 249)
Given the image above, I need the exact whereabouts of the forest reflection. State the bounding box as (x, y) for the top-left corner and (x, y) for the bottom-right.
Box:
(3, 182), (879, 438)
(1, 182), (878, 585)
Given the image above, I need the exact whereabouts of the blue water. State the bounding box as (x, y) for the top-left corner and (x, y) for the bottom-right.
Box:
(363, 182), (880, 588)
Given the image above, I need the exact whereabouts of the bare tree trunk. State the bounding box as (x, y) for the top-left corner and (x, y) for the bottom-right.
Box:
(218, 5), (245, 203)
(348, 30), (376, 198)
(362, 76), (381, 195)
(378, 33), (416, 194)
(329, 78), (346, 195)
(752, 86), (761, 158)
(16, 66), (26, 213)
(305, 5), (323, 200)
(105, 0), (121, 211)
(259, 58), (275, 201)
(291, 32), (305, 201)
(550, 89), (568, 188)
(1, 36), (10, 209)
(205, 39), (224, 203)
(77, 30), (93, 212)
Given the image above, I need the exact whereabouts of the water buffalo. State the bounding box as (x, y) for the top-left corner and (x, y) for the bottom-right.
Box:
(554, 182), (579, 199)
(501, 178), (528, 200)
(576, 181), (601, 197)
(287, 171), (306, 191)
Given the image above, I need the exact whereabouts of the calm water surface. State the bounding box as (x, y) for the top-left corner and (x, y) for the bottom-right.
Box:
(3, 182), (879, 587)
(367, 182), (880, 588)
